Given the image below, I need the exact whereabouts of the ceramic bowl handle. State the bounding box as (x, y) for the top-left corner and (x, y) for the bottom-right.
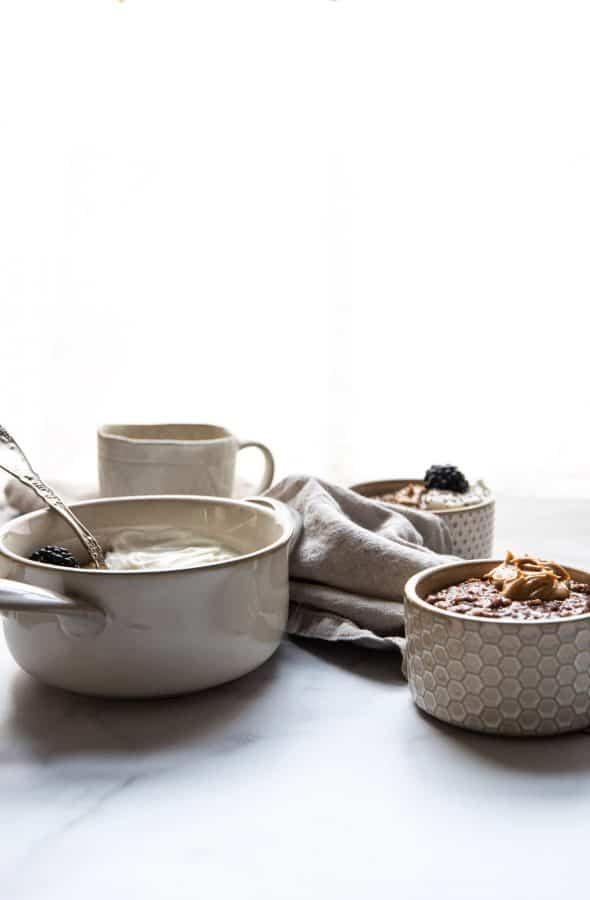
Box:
(243, 496), (302, 555)
(0, 578), (103, 620)
(237, 441), (275, 493)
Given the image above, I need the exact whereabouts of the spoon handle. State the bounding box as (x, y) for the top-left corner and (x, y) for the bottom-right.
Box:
(0, 427), (107, 569)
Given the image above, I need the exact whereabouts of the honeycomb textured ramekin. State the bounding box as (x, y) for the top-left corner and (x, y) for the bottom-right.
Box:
(405, 560), (590, 737)
(351, 479), (494, 560)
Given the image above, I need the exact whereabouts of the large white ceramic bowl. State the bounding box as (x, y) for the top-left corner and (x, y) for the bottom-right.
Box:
(405, 559), (590, 736)
(0, 495), (295, 698)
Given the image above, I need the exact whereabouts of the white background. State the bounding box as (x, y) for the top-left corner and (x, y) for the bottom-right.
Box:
(1, 1), (588, 497)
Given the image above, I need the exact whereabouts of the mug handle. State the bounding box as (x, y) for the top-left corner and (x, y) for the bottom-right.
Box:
(237, 441), (275, 493)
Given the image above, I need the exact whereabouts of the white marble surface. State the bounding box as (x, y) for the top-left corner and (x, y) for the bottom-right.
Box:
(0, 496), (589, 899)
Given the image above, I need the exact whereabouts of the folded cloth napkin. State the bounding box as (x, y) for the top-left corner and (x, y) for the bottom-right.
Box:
(267, 475), (457, 652)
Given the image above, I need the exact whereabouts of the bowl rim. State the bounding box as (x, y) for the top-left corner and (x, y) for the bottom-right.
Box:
(350, 479), (494, 515)
(0, 495), (293, 577)
(405, 558), (590, 625)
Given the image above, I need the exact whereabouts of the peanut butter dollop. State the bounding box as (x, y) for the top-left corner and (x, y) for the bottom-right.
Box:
(484, 552), (570, 603)
(392, 483), (425, 507)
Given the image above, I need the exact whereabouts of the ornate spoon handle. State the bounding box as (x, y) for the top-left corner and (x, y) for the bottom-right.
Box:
(0, 426), (107, 569)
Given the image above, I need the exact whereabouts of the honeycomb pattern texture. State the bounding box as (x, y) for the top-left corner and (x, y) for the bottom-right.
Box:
(406, 599), (590, 736)
(440, 501), (495, 560)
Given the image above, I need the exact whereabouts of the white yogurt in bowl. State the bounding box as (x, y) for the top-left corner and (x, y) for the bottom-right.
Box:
(89, 527), (237, 571)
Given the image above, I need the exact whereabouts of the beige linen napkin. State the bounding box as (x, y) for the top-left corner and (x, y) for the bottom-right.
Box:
(267, 475), (457, 651)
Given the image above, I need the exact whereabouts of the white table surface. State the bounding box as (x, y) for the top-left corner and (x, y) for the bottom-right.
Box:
(1, 495), (589, 900)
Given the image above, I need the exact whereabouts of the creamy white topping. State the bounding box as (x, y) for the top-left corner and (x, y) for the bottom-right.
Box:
(100, 528), (237, 571)
(421, 479), (491, 511)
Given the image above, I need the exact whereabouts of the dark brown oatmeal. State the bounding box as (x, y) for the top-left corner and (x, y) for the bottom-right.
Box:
(425, 577), (590, 621)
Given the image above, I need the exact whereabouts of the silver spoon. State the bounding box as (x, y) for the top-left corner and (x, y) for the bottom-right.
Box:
(0, 426), (107, 569)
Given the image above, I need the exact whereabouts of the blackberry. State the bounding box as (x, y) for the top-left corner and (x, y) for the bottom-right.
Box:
(30, 545), (81, 568)
(424, 465), (469, 494)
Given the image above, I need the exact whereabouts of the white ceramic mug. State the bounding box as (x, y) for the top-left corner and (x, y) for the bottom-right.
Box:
(98, 424), (275, 498)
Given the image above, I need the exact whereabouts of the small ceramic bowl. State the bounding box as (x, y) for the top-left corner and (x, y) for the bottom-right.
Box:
(351, 479), (494, 560)
(405, 559), (590, 736)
